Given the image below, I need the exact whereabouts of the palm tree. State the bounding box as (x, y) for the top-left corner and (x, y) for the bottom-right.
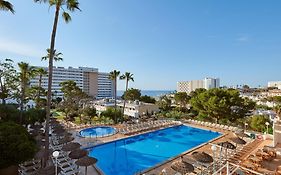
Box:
(42, 48), (63, 62)
(18, 62), (35, 123)
(0, 0), (15, 13)
(120, 72), (134, 116)
(35, 67), (47, 100)
(109, 70), (120, 124)
(34, 0), (79, 164)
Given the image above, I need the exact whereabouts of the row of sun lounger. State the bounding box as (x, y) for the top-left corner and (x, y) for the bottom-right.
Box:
(239, 146), (278, 172)
(187, 119), (241, 132)
(228, 139), (262, 165)
(51, 130), (81, 175)
(18, 160), (41, 175)
(60, 120), (93, 130)
(119, 120), (179, 135)
(52, 152), (80, 175)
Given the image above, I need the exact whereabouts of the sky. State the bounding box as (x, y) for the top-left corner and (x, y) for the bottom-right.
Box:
(0, 0), (281, 90)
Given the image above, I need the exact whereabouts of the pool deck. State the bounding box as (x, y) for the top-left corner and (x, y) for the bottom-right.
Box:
(66, 121), (274, 175)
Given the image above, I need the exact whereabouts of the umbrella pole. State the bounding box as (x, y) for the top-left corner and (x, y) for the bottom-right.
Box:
(85, 166), (87, 175)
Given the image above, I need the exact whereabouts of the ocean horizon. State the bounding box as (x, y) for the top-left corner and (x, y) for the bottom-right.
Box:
(117, 90), (174, 97)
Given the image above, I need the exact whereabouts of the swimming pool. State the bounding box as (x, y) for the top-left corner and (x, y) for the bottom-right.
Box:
(79, 126), (116, 138)
(87, 125), (221, 175)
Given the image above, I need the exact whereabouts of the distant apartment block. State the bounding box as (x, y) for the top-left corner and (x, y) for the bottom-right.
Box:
(177, 77), (220, 94)
(268, 81), (281, 90)
(30, 66), (113, 99)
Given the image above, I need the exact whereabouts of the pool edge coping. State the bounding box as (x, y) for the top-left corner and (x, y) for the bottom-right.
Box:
(78, 126), (118, 138)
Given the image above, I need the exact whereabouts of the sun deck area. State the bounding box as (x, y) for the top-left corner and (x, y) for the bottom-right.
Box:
(19, 118), (281, 175)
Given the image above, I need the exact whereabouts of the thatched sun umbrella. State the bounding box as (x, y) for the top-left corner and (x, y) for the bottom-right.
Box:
(55, 131), (72, 137)
(171, 161), (194, 174)
(36, 165), (61, 175)
(230, 137), (246, 145)
(69, 149), (88, 159)
(235, 132), (249, 138)
(62, 142), (81, 152)
(35, 148), (53, 167)
(53, 128), (66, 135)
(58, 136), (74, 145)
(192, 151), (213, 164)
(52, 125), (64, 130)
(75, 156), (98, 175)
(218, 141), (236, 150)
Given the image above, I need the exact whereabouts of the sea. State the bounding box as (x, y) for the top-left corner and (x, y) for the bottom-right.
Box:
(117, 90), (174, 98)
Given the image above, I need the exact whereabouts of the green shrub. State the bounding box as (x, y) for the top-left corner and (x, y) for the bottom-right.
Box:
(0, 104), (20, 123)
(0, 122), (38, 168)
(249, 115), (270, 132)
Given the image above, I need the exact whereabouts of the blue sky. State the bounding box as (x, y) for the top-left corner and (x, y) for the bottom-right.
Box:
(0, 0), (281, 90)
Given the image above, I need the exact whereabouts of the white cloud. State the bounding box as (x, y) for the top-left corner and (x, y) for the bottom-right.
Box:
(0, 38), (44, 58)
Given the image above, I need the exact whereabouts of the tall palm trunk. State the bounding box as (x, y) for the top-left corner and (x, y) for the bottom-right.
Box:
(19, 83), (25, 124)
(122, 80), (128, 116)
(114, 78), (117, 124)
(44, 5), (60, 165)
(37, 74), (42, 102)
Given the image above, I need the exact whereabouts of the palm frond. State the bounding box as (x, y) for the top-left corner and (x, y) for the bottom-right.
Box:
(62, 11), (71, 23)
(66, 0), (81, 12)
(49, 0), (56, 6)
(0, 0), (15, 13)
(41, 48), (63, 61)
(33, 0), (48, 3)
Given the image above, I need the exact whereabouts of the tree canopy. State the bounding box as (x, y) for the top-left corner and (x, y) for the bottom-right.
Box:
(100, 107), (122, 123)
(58, 80), (88, 119)
(0, 59), (18, 104)
(249, 115), (270, 133)
(0, 122), (37, 169)
(140, 95), (156, 104)
(157, 95), (172, 111)
(174, 92), (190, 107)
(190, 88), (255, 123)
(123, 88), (141, 101)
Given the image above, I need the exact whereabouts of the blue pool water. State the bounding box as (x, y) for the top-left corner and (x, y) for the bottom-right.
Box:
(79, 126), (116, 138)
(87, 125), (221, 175)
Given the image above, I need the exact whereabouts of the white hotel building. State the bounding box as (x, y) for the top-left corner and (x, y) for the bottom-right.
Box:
(30, 66), (114, 99)
(268, 81), (281, 90)
(177, 77), (220, 94)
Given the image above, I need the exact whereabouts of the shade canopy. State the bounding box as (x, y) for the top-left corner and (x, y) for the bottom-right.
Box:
(53, 128), (66, 134)
(235, 132), (249, 138)
(75, 156), (98, 166)
(62, 142), (81, 152)
(171, 161), (194, 173)
(192, 151), (213, 163)
(58, 136), (74, 144)
(230, 137), (246, 145)
(69, 149), (88, 159)
(52, 125), (64, 130)
(35, 148), (53, 159)
(218, 141), (236, 149)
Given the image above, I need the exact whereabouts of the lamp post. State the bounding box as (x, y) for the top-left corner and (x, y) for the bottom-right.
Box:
(244, 123), (248, 132)
(52, 151), (60, 175)
(265, 122), (269, 134)
(211, 145), (217, 174)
